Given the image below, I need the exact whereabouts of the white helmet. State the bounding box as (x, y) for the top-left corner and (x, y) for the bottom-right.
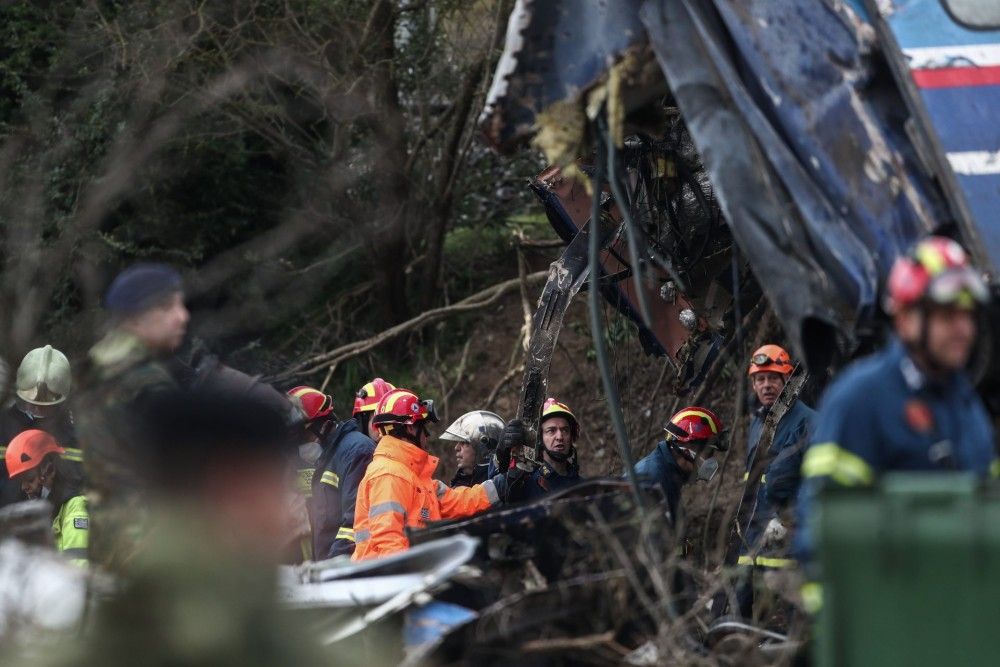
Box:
(440, 410), (505, 459)
(16, 345), (72, 406)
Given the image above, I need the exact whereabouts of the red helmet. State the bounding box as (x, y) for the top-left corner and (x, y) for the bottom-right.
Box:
(748, 344), (794, 377)
(286, 386), (334, 422)
(886, 236), (987, 312)
(353, 378), (396, 417)
(665, 406), (723, 443)
(540, 398), (580, 440)
(371, 388), (439, 428)
(5, 430), (65, 479)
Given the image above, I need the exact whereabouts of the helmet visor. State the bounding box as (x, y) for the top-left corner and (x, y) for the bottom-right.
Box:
(422, 400), (440, 424)
(927, 267), (988, 308)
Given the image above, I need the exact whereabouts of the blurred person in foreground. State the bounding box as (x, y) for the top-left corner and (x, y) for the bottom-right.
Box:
(32, 388), (339, 667)
(0, 346), (80, 506)
(795, 236), (998, 610)
(75, 263), (189, 573)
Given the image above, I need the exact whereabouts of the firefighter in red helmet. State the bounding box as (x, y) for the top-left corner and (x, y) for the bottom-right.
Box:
(352, 388), (526, 560)
(633, 406), (726, 522)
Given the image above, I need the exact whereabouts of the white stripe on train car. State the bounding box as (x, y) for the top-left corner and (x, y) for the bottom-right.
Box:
(904, 44), (1000, 69)
(947, 151), (1000, 176)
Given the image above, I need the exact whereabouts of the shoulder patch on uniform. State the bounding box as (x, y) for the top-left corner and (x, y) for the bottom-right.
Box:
(73, 517), (89, 530)
(905, 400), (934, 434)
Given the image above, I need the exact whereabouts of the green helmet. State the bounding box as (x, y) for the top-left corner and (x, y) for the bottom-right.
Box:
(16, 345), (71, 406)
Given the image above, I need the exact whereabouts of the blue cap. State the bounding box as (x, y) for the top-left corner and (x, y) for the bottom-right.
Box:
(104, 263), (183, 315)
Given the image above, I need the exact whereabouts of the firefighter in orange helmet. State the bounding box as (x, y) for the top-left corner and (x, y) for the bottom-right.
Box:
(352, 388), (525, 560)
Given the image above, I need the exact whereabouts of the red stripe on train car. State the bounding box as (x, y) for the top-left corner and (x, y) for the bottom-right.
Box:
(912, 65), (1000, 89)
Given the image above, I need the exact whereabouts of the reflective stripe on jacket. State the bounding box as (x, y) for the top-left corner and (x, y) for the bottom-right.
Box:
(794, 338), (997, 569)
(352, 435), (498, 560)
(310, 419), (375, 559)
(54, 494), (89, 566)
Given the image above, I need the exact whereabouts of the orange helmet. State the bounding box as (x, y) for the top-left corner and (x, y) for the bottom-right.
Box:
(664, 406), (723, 443)
(5, 430), (65, 479)
(286, 386), (334, 422)
(747, 344), (794, 376)
(540, 398), (579, 440)
(886, 236), (987, 312)
(353, 378), (396, 417)
(371, 388), (439, 428)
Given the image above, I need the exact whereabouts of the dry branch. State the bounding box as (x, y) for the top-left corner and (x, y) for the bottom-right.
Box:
(268, 269), (548, 383)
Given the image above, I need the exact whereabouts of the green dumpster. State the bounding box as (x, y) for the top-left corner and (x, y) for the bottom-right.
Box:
(815, 473), (1000, 666)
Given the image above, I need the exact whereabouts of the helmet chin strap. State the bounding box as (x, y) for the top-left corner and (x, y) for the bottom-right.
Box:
(398, 422), (427, 448)
(545, 445), (576, 464)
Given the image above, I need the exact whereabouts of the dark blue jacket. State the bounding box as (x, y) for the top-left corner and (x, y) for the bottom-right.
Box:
(743, 399), (816, 550)
(523, 458), (582, 500)
(633, 441), (687, 523)
(310, 419), (375, 560)
(795, 338), (997, 566)
(451, 463), (490, 488)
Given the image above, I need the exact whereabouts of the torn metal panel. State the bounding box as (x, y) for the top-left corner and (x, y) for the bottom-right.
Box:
(639, 1), (848, 368)
(638, 0), (958, 366)
(512, 204), (617, 462)
(480, 0), (649, 152)
(707, 0), (944, 284)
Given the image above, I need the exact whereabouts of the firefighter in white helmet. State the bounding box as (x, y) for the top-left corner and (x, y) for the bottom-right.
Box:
(442, 410), (505, 487)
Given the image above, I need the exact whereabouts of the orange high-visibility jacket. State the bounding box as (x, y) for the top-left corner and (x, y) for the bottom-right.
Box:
(352, 434), (499, 560)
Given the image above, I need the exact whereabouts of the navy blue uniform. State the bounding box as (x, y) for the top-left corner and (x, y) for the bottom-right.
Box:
(633, 441), (687, 523)
(795, 338), (997, 566)
(523, 459), (582, 500)
(450, 463), (490, 488)
(741, 399), (815, 565)
(310, 419), (376, 559)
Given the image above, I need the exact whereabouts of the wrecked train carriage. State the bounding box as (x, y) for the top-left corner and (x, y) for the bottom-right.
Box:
(482, 0), (1000, 382)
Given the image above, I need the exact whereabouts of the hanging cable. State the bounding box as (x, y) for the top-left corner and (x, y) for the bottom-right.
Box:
(589, 109), (645, 516)
(603, 116), (654, 329)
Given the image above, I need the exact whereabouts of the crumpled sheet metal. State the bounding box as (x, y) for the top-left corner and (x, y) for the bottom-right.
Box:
(639, 0), (948, 365)
(483, 0), (952, 368)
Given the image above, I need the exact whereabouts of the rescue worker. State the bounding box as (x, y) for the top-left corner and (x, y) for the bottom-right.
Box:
(633, 406), (725, 522)
(295, 382), (382, 560)
(75, 262), (189, 572)
(442, 410), (504, 487)
(736, 344), (816, 618)
(284, 386), (332, 562)
(352, 388), (525, 560)
(0, 345), (80, 507)
(494, 398), (584, 500)
(796, 237), (997, 600)
(5, 429), (88, 565)
(352, 377), (396, 442)
(47, 388), (338, 667)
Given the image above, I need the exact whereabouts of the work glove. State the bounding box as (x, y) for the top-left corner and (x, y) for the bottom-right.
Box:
(489, 464), (529, 504)
(493, 418), (527, 472)
(762, 517), (787, 547)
